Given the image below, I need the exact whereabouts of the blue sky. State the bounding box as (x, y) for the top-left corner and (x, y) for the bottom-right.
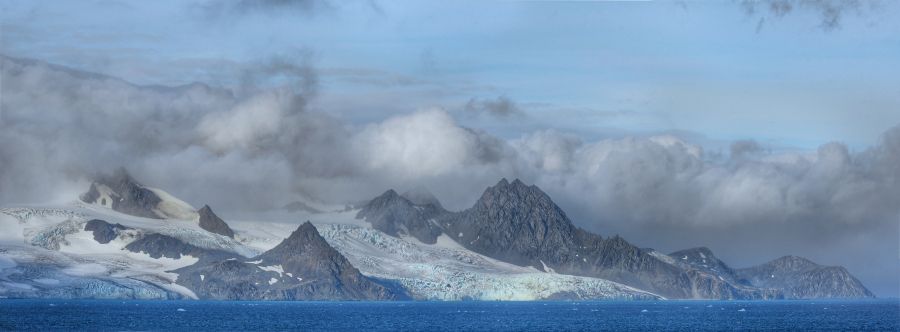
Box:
(1, 0), (899, 296)
(2, 0), (899, 151)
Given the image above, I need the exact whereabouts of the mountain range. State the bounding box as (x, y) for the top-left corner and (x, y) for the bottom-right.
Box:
(0, 170), (873, 300)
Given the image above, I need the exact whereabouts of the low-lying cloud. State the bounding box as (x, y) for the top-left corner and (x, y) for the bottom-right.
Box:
(1, 55), (897, 296)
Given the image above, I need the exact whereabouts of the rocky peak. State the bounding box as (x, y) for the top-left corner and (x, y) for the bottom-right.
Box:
(261, 221), (324, 259)
(80, 168), (163, 219)
(474, 178), (575, 233)
(441, 178), (581, 268)
(478, 178), (556, 210)
(356, 189), (444, 244)
(198, 205), (235, 238)
(175, 221), (401, 300)
(371, 189), (402, 204)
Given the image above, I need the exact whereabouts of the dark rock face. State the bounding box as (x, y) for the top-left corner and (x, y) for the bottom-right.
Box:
(124, 233), (232, 261)
(669, 247), (742, 284)
(735, 256), (875, 299)
(438, 179), (694, 299)
(83, 219), (130, 244)
(80, 168), (163, 219)
(198, 205), (235, 238)
(176, 222), (401, 300)
(666, 247), (782, 300)
(356, 189), (444, 244)
(354, 178), (873, 300)
(440, 179), (579, 267)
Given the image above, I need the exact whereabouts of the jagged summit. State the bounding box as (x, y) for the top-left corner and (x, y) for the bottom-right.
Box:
(198, 205), (235, 238)
(442, 178), (580, 266)
(80, 168), (196, 220)
(472, 178), (576, 232)
(259, 221), (324, 260)
(175, 221), (401, 300)
(81, 168), (164, 219)
(476, 178), (558, 212)
(356, 189), (444, 244)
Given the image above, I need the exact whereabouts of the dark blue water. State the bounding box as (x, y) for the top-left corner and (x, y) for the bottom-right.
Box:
(1, 300), (897, 331)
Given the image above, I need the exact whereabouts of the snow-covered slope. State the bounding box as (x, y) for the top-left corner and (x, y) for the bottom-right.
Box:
(0, 203), (256, 299)
(229, 213), (661, 301)
(0, 198), (660, 300)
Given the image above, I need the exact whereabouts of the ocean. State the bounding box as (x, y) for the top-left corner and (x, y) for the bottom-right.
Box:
(1, 299), (897, 331)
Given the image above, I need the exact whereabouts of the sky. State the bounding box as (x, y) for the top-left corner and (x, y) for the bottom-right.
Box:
(0, 0), (898, 296)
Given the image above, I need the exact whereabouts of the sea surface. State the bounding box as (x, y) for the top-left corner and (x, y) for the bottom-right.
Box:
(0, 299), (897, 331)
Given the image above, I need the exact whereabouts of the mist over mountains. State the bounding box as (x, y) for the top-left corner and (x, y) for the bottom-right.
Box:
(0, 55), (897, 296)
(0, 170), (876, 300)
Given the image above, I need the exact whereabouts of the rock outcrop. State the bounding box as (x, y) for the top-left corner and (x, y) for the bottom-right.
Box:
(437, 179), (694, 298)
(356, 189), (444, 244)
(175, 222), (402, 300)
(83, 219), (130, 244)
(666, 247), (782, 299)
(80, 168), (163, 219)
(125, 233), (233, 261)
(198, 205), (235, 238)
(735, 256), (874, 299)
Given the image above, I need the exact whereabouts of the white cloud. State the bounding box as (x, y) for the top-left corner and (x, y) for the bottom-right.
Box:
(2, 55), (897, 296)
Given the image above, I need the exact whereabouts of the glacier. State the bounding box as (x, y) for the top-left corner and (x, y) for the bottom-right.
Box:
(0, 199), (660, 300)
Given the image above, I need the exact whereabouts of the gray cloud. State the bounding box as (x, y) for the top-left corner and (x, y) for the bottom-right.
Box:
(740, 0), (876, 32)
(1, 55), (897, 296)
(464, 96), (524, 118)
(515, 128), (899, 296)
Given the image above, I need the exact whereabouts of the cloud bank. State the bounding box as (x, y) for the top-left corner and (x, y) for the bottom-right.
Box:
(1, 55), (897, 296)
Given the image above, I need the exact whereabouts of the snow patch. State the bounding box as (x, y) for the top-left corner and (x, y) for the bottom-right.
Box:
(146, 188), (198, 220)
(258, 265), (285, 277)
(540, 260), (556, 274)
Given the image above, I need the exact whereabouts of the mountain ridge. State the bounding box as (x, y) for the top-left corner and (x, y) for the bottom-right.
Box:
(357, 178), (873, 300)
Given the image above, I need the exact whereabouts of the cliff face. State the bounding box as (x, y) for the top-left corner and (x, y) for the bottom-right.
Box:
(176, 222), (403, 300)
(735, 256), (874, 299)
